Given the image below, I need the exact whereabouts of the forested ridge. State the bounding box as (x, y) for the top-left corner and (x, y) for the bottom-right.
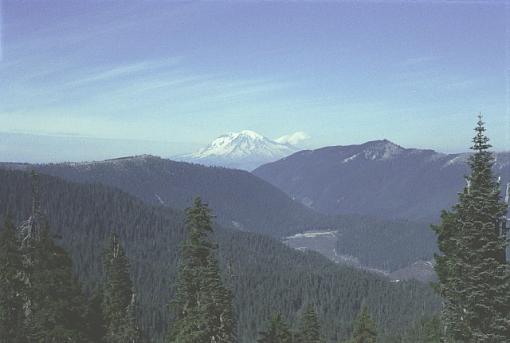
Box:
(252, 140), (510, 223)
(1, 157), (437, 272)
(0, 169), (440, 342)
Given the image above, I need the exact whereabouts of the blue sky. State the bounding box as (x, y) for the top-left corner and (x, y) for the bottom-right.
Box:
(0, 0), (509, 162)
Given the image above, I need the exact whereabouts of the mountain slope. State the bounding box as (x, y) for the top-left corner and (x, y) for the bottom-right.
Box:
(11, 155), (325, 237)
(0, 169), (440, 342)
(0, 155), (438, 271)
(253, 140), (510, 222)
(177, 130), (298, 170)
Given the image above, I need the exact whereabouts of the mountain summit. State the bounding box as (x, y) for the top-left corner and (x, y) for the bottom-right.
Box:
(253, 140), (510, 221)
(342, 139), (405, 161)
(178, 130), (299, 170)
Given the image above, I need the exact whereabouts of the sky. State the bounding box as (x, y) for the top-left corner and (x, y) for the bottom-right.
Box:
(0, 0), (509, 162)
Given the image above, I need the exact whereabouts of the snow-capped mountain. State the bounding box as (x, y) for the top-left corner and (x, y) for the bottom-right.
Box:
(177, 130), (299, 170)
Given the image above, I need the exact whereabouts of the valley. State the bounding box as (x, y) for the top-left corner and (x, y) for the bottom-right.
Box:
(7, 137), (507, 281)
(283, 229), (435, 282)
(1, 151), (440, 274)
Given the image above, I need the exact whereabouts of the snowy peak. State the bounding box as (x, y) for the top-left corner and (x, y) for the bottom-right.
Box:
(180, 130), (300, 170)
(238, 130), (265, 140)
(193, 130), (290, 159)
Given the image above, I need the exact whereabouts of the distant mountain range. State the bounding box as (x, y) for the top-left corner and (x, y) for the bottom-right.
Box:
(3, 138), (506, 277)
(253, 139), (510, 222)
(176, 130), (299, 170)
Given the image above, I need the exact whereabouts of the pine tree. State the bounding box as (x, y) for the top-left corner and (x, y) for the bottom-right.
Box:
(422, 316), (441, 343)
(202, 255), (235, 342)
(350, 304), (377, 343)
(433, 210), (469, 341)
(122, 294), (141, 343)
(0, 215), (26, 343)
(102, 233), (141, 343)
(167, 197), (235, 343)
(433, 116), (510, 342)
(295, 304), (323, 343)
(26, 225), (90, 342)
(257, 313), (293, 343)
(402, 315), (442, 343)
(86, 288), (106, 343)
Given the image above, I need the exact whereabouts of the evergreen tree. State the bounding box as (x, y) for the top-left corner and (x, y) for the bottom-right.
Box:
(26, 226), (90, 342)
(122, 294), (141, 342)
(433, 209), (469, 341)
(202, 255), (235, 342)
(86, 288), (107, 343)
(402, 315), (442, 343)
(350, 304), (377, 343)
(433, 116), (510, 342)
(168, 197), (235, 343)
(295, 304), (323, 343)
(0, 215), (26, 343)
(257, 313), (293, 343)
(422, 316), (441, 343)
(102, 233), (141, 343)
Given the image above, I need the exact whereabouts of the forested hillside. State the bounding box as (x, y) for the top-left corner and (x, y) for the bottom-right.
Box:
(334, 215), (436, 271)
(0, 169), (440, 342)
(253, 140), (510, 222)
(3, 155), (327, 237)
(0, 156), (437, 272)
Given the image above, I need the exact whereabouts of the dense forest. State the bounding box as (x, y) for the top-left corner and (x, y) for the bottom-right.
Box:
(0, 169), (440, 342)
(2, 155), (437, 272)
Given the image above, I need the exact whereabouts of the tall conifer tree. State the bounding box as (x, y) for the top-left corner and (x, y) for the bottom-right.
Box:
(350, 304), (377, 343)
(168, 197), (235, 343)
(0, 216), (26, 343)
(402, 315), (441, 343)
(202, 255), (235, 342)
(26, 226), (90, 342)
(257, 313), (293, 343)
(102, 233), (141, 343)
(86, 288), (107, 343)
(295, 304), (322, 343)
(433, 116), (510, 342)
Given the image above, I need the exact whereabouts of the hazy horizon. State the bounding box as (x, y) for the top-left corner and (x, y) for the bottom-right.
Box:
(1, 129), (508, 164)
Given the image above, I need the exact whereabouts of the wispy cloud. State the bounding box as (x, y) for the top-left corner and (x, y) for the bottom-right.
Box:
(60, 63), (294, 112)
(0, 55), (296, 142)
(392, 68), (477, 93)
(396, 55), (480, 93)
(65, 58), (183, 87)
